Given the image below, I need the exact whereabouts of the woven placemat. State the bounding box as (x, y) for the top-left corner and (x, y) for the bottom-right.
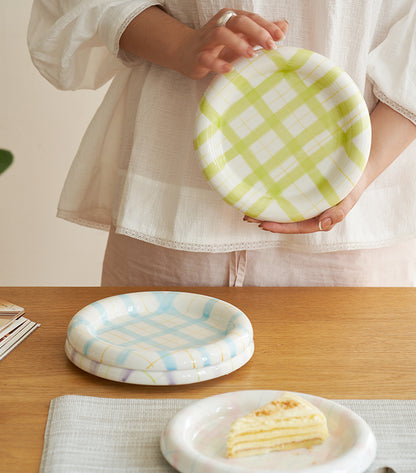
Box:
(39, 396), (416, 473)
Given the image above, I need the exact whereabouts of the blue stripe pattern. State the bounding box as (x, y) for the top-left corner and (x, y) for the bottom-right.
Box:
(68, 292), (252, 371)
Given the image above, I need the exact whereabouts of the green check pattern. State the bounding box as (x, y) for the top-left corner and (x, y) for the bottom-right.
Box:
(194, 47), (371, 222)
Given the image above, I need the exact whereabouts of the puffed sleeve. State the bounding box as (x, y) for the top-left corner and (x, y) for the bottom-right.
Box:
(367, 4), (416, 124)
(27, 0), (165, 90)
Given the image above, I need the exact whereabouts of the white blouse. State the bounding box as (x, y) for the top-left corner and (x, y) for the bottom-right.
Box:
(28, 0), (416, 253)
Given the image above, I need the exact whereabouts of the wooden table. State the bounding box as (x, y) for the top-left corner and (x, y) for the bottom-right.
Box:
(1, 287), (416, 472)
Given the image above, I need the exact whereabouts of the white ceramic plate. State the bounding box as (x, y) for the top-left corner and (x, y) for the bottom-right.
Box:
(65, 339), (254, 385)
(161, 390), (377, 473)
(194, 47), (371, 223)
(65, 292), (254, 384)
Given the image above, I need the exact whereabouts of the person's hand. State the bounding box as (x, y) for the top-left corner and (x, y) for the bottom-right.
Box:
(244, 178), (366, 234)
(178, 9), (289, 80)
(120, 7), (287, 79)
(244, 102), (416, 234)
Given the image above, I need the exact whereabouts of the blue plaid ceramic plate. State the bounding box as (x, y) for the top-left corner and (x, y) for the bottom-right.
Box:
(65, 292), (254, 385)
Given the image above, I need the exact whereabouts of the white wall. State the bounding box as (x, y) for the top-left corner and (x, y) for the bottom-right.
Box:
(0, 1), (108, 285)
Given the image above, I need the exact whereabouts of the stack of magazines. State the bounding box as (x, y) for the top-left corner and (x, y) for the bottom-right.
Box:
(0, 298), (40, 360)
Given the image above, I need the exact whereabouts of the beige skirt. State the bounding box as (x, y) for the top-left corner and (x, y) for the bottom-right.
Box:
(101, 228), (416, 287)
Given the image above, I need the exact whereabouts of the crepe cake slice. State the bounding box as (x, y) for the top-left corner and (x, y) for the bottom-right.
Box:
(227, 392), (329, 458)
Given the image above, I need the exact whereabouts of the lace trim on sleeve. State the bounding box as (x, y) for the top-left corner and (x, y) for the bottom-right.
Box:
(373, 84), (416, 125)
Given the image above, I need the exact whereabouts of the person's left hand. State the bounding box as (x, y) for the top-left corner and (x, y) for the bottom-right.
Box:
(243, 101), (416, 234)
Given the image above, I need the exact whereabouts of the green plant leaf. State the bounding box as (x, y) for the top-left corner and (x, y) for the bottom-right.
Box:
(0, 149), (13, 175)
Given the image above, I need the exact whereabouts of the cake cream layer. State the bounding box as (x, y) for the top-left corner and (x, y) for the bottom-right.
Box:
(229, 423), (327, 443)
(229, 415), (326, 435)
(228, 437), (324, 457)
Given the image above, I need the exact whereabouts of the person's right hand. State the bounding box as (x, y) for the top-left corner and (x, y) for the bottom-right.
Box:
(178, 9), (289, 80)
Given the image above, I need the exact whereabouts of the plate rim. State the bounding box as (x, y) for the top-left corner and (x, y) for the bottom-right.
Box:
(64, 338), (255, 385)
(160, 389), (377, 473)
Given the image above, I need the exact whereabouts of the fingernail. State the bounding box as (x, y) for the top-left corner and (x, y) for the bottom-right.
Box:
(267, 38), (277, 49)
(277, 19), (289, 36)
(319, 217), (332, 231)
(273, 31), (285, 42)
(246, 47), (256, 57)
(277, 18), (289, 26)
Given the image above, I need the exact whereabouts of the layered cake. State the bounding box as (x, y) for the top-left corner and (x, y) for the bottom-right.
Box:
(227, 392), (329, 458)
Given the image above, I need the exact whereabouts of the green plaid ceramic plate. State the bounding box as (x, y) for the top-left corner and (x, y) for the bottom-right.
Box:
(194, 47), (371, 222)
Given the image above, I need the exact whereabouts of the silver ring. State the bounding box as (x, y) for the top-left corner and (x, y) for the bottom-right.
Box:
(216, 10), (237, 27)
